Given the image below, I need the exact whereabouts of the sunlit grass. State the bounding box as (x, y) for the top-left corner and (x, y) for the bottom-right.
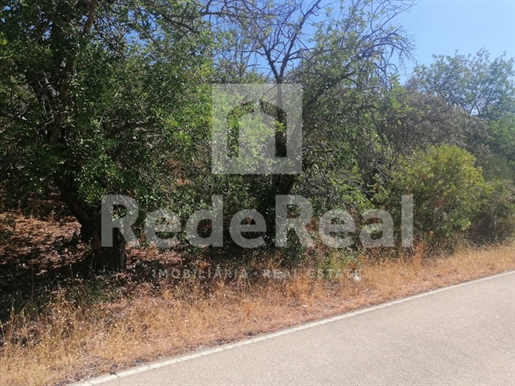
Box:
(1, 242), (513, 386)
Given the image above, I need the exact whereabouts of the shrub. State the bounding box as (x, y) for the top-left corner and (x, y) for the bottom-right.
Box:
(392, 145), (489, 248)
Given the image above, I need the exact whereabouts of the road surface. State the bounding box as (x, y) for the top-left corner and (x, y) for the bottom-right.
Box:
(76, 271), (515, 386)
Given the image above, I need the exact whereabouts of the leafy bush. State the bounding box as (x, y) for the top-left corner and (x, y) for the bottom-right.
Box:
(390, 145), (489, 248)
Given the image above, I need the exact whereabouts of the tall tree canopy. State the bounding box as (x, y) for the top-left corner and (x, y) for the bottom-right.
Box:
(0, 0), (211, 270)
(410, 49), (515, 173)
(411, 48), (515, 119)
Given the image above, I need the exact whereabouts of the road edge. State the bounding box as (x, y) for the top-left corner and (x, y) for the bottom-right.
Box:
(73, 270), (515, 386)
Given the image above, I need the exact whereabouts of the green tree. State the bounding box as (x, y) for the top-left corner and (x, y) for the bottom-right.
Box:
(0, 0), (211, 270)
(410, 49), (515, 178)
(412, 48), (515, 119)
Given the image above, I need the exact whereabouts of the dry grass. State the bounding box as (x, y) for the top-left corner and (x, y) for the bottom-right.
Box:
(1, 240), (513, 385)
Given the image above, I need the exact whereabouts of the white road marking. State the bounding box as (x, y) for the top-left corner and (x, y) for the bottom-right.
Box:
(73, 270), (515, 386)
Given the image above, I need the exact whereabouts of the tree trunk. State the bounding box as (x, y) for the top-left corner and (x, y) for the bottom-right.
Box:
(88, 225), (126, 272)
(55, 177), (127, 272)
(253, 174), (298, 246)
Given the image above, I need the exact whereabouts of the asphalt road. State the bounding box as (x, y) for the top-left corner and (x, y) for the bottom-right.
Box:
(76, 271), (515, 386)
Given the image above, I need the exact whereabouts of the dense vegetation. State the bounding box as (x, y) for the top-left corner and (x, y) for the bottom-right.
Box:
(1, 0), (514, 272)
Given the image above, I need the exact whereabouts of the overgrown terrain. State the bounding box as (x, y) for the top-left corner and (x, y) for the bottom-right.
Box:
(0, 1), (514, 385)
(0, 210), (513, 385)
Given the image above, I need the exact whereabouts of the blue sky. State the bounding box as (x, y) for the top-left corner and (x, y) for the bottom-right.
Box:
(396, 0), (514, 77)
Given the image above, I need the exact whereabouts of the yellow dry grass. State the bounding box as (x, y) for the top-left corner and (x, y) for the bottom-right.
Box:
(1, 243), (514, 386)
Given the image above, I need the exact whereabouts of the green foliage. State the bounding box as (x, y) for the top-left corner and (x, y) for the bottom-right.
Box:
(412, 48), (515, 119)
(373, 80), (489, 157)
(488, 112), (515, 171)
(469, 179), (515, 244)
(0, 0), (211, 210)
(390, 145), (489, 246)
(0, 1), (512, 271)
(410, 49), (515, 184)
(0, 0), (214, 269)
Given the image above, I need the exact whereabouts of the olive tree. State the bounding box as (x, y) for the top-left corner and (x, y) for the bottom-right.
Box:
(0, 0), (211, 270)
